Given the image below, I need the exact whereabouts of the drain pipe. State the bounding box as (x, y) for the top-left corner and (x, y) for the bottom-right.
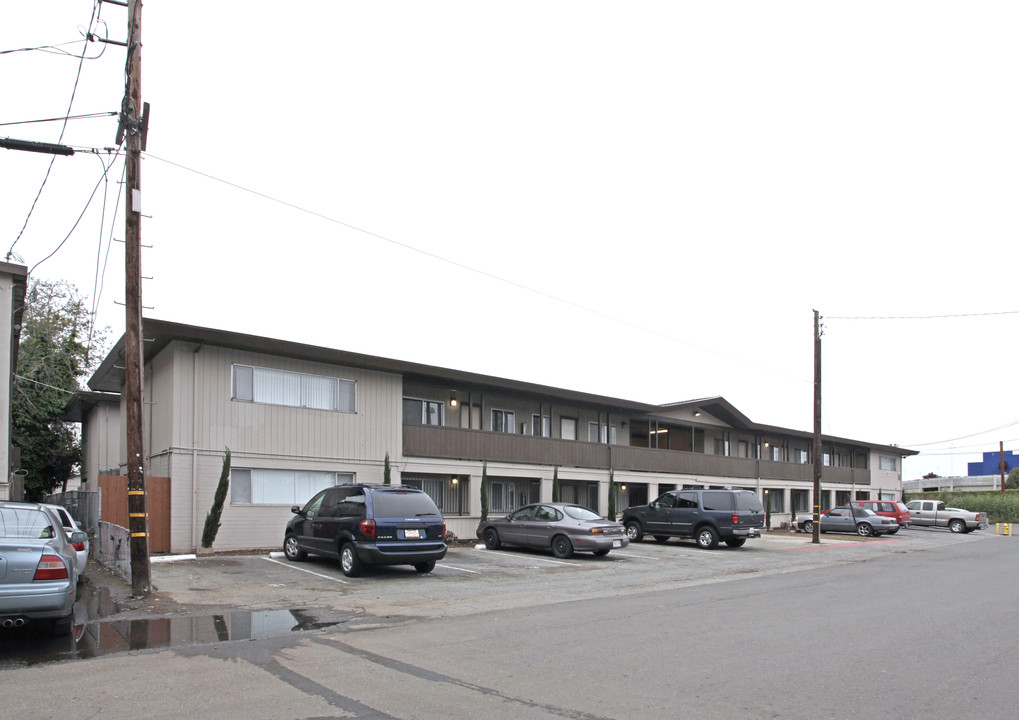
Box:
(191, 343), (203, 550)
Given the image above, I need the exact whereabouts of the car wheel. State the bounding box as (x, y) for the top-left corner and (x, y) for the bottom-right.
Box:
(625, 521), (644, 542)
(414, 560), (436, 573)
(551, 535), (574, 559)
(802, 520), (814, 534)
(856, 523), (873, 537)
(653, 535), (670, 543)
(483, 527), (501, 550)
(948, 519), (966, 534)
(725, 537), (747, 548)
(340, 542), (363, 577)
(593, 549), (610, 557)
(695, 526), (719, 549)
(46, 613), (73, 637)
(283, 534), (306, 561)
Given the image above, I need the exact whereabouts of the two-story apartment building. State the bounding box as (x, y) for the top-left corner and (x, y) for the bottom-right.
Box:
(76, 319), (916, 554)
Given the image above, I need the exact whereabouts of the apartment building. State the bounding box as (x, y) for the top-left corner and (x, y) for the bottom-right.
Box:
(77, 319), (916, 553)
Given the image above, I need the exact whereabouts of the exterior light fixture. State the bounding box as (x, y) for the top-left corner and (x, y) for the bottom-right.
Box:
(693, 410), (702, 417)
(449, 394), (458, 407)
(451, 477), (458, 485)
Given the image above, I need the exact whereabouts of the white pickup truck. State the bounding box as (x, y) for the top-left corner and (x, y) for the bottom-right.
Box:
(905, 500), (988, 533)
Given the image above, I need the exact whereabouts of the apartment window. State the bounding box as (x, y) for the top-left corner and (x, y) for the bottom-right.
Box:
(879, 455), (897, 471)
(588, 422), (617, 444)
(793, 489), (810, 513)
(491, 409), (515, 433)
(794, 448), (809, 464)
(230, 469), (353, 505)
(764, 490), (784, 513)
(531, 414), (551, 437)
(403, 397), (443, 426)
(403, 475), (468, 516)
(835, 490), (852, 506)
(232, 364), (355, 412)
(713, 438), (727, 456)
(770, 445), (783, 462)
(490, 481), (516, 513)
(738, 441), (750, 458)
(561, 417), (577, 440)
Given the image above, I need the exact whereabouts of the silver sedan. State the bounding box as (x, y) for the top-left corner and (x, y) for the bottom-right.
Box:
(797, 506), (899, 537)
(477, 503), (630, 558)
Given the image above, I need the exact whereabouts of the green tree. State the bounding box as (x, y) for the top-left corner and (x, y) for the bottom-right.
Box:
(201, 449), (231, 548)
(607, 468), (616, 521)
(383, 452), (391, 484)
(12, 279), (106, 500)
(1006, 468), (1019, 490)
(480, 461), (489, 523)
(552, 466), (560, 502)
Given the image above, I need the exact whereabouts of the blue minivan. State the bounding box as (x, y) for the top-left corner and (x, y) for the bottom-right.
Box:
(283, 484), (447, 576)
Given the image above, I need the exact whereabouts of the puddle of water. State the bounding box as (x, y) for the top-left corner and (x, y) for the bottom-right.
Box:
(0, 578), (344, 668)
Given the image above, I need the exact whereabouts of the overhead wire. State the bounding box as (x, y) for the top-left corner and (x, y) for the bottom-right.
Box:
(88, 149), (126, 363)
(29, 146), (122, 275)
(0, 111), (118, 127)
(6, 0), (101, 262)
(142, 151), (812, 388)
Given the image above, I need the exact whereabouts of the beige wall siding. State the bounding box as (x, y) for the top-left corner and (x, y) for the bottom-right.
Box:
(83, 402), (120, 484)
(148, 342), (404, 552)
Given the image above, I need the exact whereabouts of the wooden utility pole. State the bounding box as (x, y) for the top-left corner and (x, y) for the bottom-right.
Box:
(812, 310), (822, 544)
(121, 0), (150, 596)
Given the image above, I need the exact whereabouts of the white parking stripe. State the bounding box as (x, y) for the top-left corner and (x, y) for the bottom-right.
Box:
(437, 564), (480, 573)
(474, 549), (583, 567)
(262, 555), (347, 583)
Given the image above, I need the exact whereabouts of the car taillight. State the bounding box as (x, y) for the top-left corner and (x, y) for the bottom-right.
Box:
(71, 541), (86, 551)
(359, 519), (376, 538)
(731, 513), (739, 525)
(34, 555), (69, 581)
(442, 522), (446, 537)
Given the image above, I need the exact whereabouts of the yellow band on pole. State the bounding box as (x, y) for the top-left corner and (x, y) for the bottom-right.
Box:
(128, 490), (145, 495)
(129, 513), (148, 518)
(130, 532), (148, 538)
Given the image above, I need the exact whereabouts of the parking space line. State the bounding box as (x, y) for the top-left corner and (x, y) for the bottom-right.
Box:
(436, 563), (480, 573)
(474, 549), (583, 567)
(261, 555), (348, 583)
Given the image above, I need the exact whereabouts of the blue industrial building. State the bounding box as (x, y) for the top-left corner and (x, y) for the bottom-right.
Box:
(968, 450), (1018, 476)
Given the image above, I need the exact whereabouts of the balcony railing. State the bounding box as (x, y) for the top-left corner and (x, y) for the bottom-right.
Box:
(403, 424), (869, 485)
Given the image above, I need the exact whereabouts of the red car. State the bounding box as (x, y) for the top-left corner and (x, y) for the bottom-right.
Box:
(850, 500), (910, 530)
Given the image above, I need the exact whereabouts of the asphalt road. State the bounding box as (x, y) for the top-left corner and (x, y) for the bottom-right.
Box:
(2, 528), (1016, 719)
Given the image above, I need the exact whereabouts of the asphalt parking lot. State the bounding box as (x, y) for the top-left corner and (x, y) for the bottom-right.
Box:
(0, 526), (1007, 668)
(137, 525), (1001, 621)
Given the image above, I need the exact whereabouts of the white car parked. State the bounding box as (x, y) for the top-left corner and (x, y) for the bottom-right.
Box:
(43, 504), (89, 579)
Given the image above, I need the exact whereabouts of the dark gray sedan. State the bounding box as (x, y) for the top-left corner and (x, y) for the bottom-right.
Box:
(797, 506), (899, 537)
(477, 503), (630, 558)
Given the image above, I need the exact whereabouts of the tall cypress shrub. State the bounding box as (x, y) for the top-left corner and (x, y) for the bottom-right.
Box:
(383, 452), (391, 484)
(480, 461), (489, 523)
(552, 466), (560, 503)
(607, 468), (616, 521)
(201, 448), (231, 549)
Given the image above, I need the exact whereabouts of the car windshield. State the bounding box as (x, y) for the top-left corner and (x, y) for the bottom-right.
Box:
(563, 506), (603, 521)
(371, 490), (441, 517)
(0, 507), (55, 539)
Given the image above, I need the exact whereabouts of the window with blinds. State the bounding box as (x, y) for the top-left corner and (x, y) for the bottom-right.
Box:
(232, 364), (356, 413)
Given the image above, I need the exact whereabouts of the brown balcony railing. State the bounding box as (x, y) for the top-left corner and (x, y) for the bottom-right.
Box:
(403, 424), (869, 485)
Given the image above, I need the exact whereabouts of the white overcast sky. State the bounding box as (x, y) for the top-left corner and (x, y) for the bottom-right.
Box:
(3, 2), (1017, 480)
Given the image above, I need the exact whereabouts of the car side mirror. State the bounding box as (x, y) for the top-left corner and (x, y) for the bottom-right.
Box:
(291, 505), (305, 516)
(69, 530), (88, 545)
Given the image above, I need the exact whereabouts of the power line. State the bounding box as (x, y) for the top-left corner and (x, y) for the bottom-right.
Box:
(905, 419), (1019, 448)
(828, 311), (1019, 320)
(7, 1), (101, 261)
(0, 111), (118, 127)
(143, 151), (811, 387)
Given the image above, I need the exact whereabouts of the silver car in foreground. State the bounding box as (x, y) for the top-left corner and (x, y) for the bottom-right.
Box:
(797, 506), (899, 537)
(0, 502), (86, 635)
(477, 503), (630, 558)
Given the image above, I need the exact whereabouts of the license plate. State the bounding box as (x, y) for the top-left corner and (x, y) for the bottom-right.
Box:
(405, 529), (421, 539)
(612, 540), (621, 548)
